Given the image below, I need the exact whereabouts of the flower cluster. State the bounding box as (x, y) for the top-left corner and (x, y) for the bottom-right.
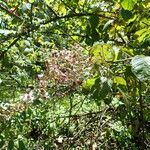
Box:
(39, 44), (91, 97)
(37, 73), (49, 99)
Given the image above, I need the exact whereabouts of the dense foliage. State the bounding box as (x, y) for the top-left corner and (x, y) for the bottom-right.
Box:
(0, 0), (150, 149)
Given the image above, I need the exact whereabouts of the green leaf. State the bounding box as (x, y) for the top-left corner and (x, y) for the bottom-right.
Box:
(113, 76), (127, 86)
(103, 20), (114, 31)
(112, 97), (124, 108)
(58, 4), (66, 15)
(89, 16), (99, 29)
(18, 140), (27, 150)
(29, 0), (35, 3)
(91, 77), (112, 100)
(82, 78), (97, 91)
(7, 140), (14, 150)
(22, 3), (31, 11)
(90, 44), (115, 64)
(0, 140), (5, 149)
(120, 9), (133, 20)
(0, 78), (2, 84)
(45, 0), (52, 5)
(120, 47), (134, 56)
(0, 29), (16, 35)
(86, 17), (100, 44)
(135, 28), (150, 43)
(131, 55), (150, 81)
(121, 0), (137, 10)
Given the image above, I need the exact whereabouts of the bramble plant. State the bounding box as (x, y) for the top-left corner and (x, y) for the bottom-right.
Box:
(0, 0), (150, 149)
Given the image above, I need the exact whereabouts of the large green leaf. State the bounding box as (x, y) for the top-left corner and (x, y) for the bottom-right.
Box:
(121, 0), (137, 10)
(120, 9), (133, 20)
(131, 55), (150, 81)
(90, 44), (116, 64)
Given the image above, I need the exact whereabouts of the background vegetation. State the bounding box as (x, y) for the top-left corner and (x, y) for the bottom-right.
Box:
(0, 0), (150, 149)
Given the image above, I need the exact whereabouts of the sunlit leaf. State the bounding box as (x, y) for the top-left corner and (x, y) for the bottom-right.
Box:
(111, 97), (124, 108)
(78, 0), (85, 5)
(29, 0), (35, 3)
(103, 20), (114, 31)
(22, 3), (32, 11)
(45, 0), (53, 5)
(113, 76), (127, 86)
(82, 78), (97, 91)
(90, 44), (115, 64)
(120, 47), (134, 56)
(135, 28), (150, 43)
(0, 78), (2, 84)
(58, 4), (67, 15)
(121, 0), (137, 10)
(0, 29), (16, 35)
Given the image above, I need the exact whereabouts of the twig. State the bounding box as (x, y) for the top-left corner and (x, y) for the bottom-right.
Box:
(46, 4), (58, 17)
(0, 3), (23, 20)
(0, 36), (21, 60)
(106, 57), (132, 63)
(60, 0), (76, 13)
(7, 36), (21, 50)
(38, 31), (86, 38)
(1, 11), (115, 57)
(42, 12), (115, 25)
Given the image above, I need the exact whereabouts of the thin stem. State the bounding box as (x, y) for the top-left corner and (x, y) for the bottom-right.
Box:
(42, 12), (115, 25)
(0, 3), (23, 20)
(138, 81), (145, 149)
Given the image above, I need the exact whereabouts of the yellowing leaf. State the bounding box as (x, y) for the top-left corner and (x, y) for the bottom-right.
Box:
(72, 36), (79, 40)
(120, 47), (134, 56)
(29, 0), (35, 3)
(135, 27), (150, 42)
(82, 78), (96, 91)
(58, 4), (66, 15)
(78, 0), (85, 5)
(90, 44), (115, 64)
(135, 28), (148, 36)
(113, 76), (127, 86)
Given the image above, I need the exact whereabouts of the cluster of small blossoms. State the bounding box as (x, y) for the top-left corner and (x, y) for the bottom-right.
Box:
(37, 73), (49, 99)
(20, 44), (91, 100)
(43, 44), (91, 96)
(20, 89), (35, 102)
